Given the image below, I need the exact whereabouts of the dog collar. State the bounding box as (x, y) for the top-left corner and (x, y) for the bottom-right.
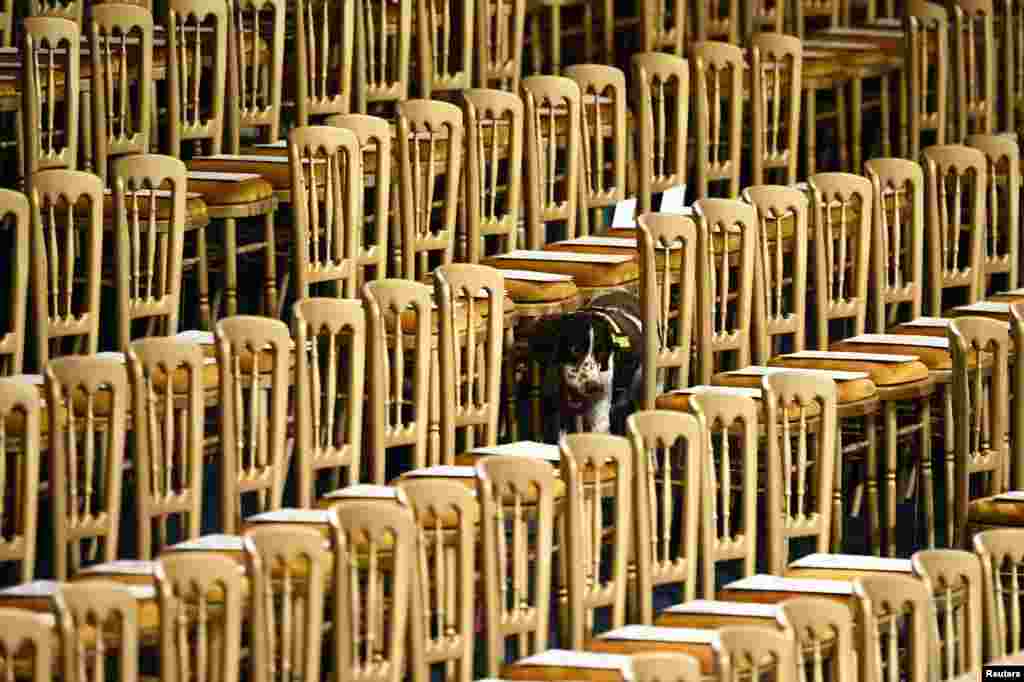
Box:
(589, 307), (633, 351)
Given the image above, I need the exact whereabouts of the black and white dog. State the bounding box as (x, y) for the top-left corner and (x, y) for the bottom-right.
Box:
(529, 292), (645, 440)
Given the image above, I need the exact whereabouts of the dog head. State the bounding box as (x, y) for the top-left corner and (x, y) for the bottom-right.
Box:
(531, 312), (618, 414)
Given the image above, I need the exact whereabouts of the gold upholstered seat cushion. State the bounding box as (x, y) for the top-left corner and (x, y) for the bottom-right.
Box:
(187, 158), (292, 191)
(712, 370), (878, 403)
(827, 340), (951, 370)
(101, 193), (209, 228)
(500, 276), (580, 303)
(186, 176), (275, 207)
(967, 496), (1024, 527)
(654, 387), (822, 419)
(481, 255), (638, 288)
(767, 355), (930, 386)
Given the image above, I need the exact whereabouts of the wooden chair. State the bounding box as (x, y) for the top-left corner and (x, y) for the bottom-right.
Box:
(32, 0), (84, 22)
(165, 0), (227, 157)
(633, 53), (689, 215)
(750, 34), (801, 187)
(358, 0), (413, 113)
(331, 497), (425, 682)
(475, 0), (525, 91)
(0, 0), (12, 46)
(865, 158), (926, 331)
(973, 528), (1024, 659)
(695, 0), (740, 43)
(952, 0), (997, 141)
(227, 0), (284, 150)
(631, 653), (703, 682)
(417, 0), (474, 96)
(0, 190), (29, 376)
(777, 597), (856, 682)
(29, 169), (103, 370)
(397, 99), (463, 281)
(111, 154), (187, 350)
(21, 17), (79, 190)
(639, 0), (686, 56)
(522, 76), (581, 247)
(714, 626), (798, 682)
(742, 185), (808, 361)
(795, 0), (839, 38)
(637, 212), (698, 406)
(394, 477), (478, 682)
(45, 355), (128, 579)
(325, 113), (391, 284)
(692, 41), (744, 199)
(0, 379), (42, 582)
(911, 549), (984, 681)
(477, 455), (556, 676)
(60, 581), (140, 682)
(294, 0), (355, 126)
(808, 173), (873, 348)
(688, 390), (759, 596)
(293, 298), (366, 507)
(762, 371), (837, 574)
(463, 89), (524, 263)
(694, 198), (757, 382)
(126, 337), (206, 558)
(0, 608), (59, 681)
(88, 4), (153, 183)
(855, 575), (932, 682)
(565, 64), (626, 235)
(216, 315), (291, 532)
(289, 125), (363, 300)
(967, 134), (1019, 293)
(626, 410), (702, 623)
(364, 279), (433, 482)
(948, 316), (1011, 546)
(905, 1), (948, 162)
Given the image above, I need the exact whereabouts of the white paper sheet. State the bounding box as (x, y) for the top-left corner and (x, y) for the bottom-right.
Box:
(662, 599), (780, 618)
(802, 39), (879, 50)
(724, 574), (855, 595)
(900, 317), (953, 328)
(170, 534), (245, 552)
(954, 301), (1013, 313)
(194, 154), (289, 164)
(402, 465), (478, 478)
(872, 17), (902, 27)
(472, 440), (560, 462)
(782, 350), (919, 363)
(103, 188), (203, 199)
(672, 385), (763, 399)
(248, 509), (334, 524)
(998, 288), (1024, 296)
(660, 185), (688, 214)
(94, 352), (127, 363)
(80, 560), (160, 576)
(789, 553), (912, 572)
(844, 333), (949, 349)
(517, 649), (632, 671)
(496, 269), (573, 282)
(993, 491), (1024, 502)
(0, 580), (60, 597)
(188, 171), (263, 182)
(611, 197), (638, 228)
(254, 141), (288, 149)
(724, 366), (869, 381)
(819, 26), (904, 37)
(323, 484), (400, 499)
(601, 625), (718, 644)
(556, 236), (639, 248)
(496, 250), (634, 264)
(176, 330), (215, 345)
(8, 374), (43, 385)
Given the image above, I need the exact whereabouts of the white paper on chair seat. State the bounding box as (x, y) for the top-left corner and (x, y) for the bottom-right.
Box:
(496, 269), (574, 283)
(792, 181), (810, 191)
(194, 154), (290, 164)
(819, 26), (904, 37)
(249, 509), (334, 524)
(803, 49), (836, 59)
(802, 39), (879, 50)
(999, 287), (1024, 296)
(495, 250), (634, 264)
(872, 17), (902, 26)
(660, 184), (688, 214)
(8, 374), (43, 385)
(789, 553), (912, 573)
(611, 197), (637, 228)
(663, 599), (780, 618)
(187, 171), (263, 182)
(254, 141), (288, 149)
(471, 440), (560, 462)
(724, 366), (869, 381)
(324, 484), (400, 500)
(103, 188), (203, 200)
(954, 301), (1013, 314)
(518, 649), (633, 671)
(724, 574), (855, 595)
(171, 534), (245, 552)
(844, 333), (949, 349)
(0, 580), (60, 598)
(602, 625), (718, 644)
(993, 491), (1024, 502)
(901, 317), (953, 328)
(80, 560), (160, 576)
(176, 330), (216, 345)
(94, 352), (127, 363)
(403, 465), (477, 478)
(783, 350), (920, 363)
(672, 385), (763, 399)
(556, 236), (641, 248)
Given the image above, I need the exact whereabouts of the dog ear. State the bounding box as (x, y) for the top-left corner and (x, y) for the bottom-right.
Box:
(590, 317), (616, 370)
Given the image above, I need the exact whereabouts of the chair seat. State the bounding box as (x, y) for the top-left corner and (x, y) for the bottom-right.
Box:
(101, 194), (209, 228)
(481, 255), (638, 288)
(967, 495), (1024, 526)
(712, 370), (878, 403)
(501, 276), (580, 303)
(586, 635), (716, 675)
(768, 355), (931, 386)
(149, 361), (221, 393)
(187, 158), (292, 191)
(187, 176), (275, 208)
(827, 340), (951, 370)
(654, 387), (822, 418)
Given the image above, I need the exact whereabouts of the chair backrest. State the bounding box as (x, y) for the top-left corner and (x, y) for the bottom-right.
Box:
(364, 279), (433, 483)
(1012, 303), (1024, 490)
(633, 53), (689, 214)
(694, 198), (757, 382)
(714, 626), (798, 682)
(967, 134), (1020, 292)
(394, 477), (478, 682)
(294, 0), (355, 126)
(855, 575), (932, 682)
(762, 371), (837, 574)
(743, 185), (808, 361)
(0, 190), (29, 375)
(165, 0), (228, 156)
(948, 316), (1011, 545)
(475, 0), (525, 91)
(565, 64), (627, 235)
(33, 0), (83, 22)
(45, 355), (128, 579)
(692, 41), (744, 199)
(639, 0), (686, 55)
(417, 0), (474, 95)
(126, 336), (205, 558)
(0, 379), (41, 581)
(626, 410), (702, 622)
(0, 0), (13, 46)
(795, 0), (839, 38)
(21, 17), (80, 185)
(952, 0), (996, 140)
(688, 390), (759, 597)
(631, 653), (703, 682)
(905, 0), (948, 161)
(29, 169), (104, 370)
(88, 4), (153, 182)
(521, 75), (581, 247)
(974, 528), (1024, 659)
(637, 212), (698, 406)
(325, 113), (391, 283)
(463, 88), (524, 263)
(361, 0), (413, 109)
(912, 549), (984, 681)
(778, 597), (855, 682)
(695, 0), (740, 43)
(750, 34), (801, 187)
(61, 581), (140, 682)
(0, 608), (57, 681)
(397, 99), (463, 281)
(216, 315), (291, 532)
(808, 172), (873, 347)
(292, 298), (366, 507)
(289, 125), (364, 299)
(865, 158), (926, 331)
(477, 455), (556, 676)
(227, 0), (284, 149)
